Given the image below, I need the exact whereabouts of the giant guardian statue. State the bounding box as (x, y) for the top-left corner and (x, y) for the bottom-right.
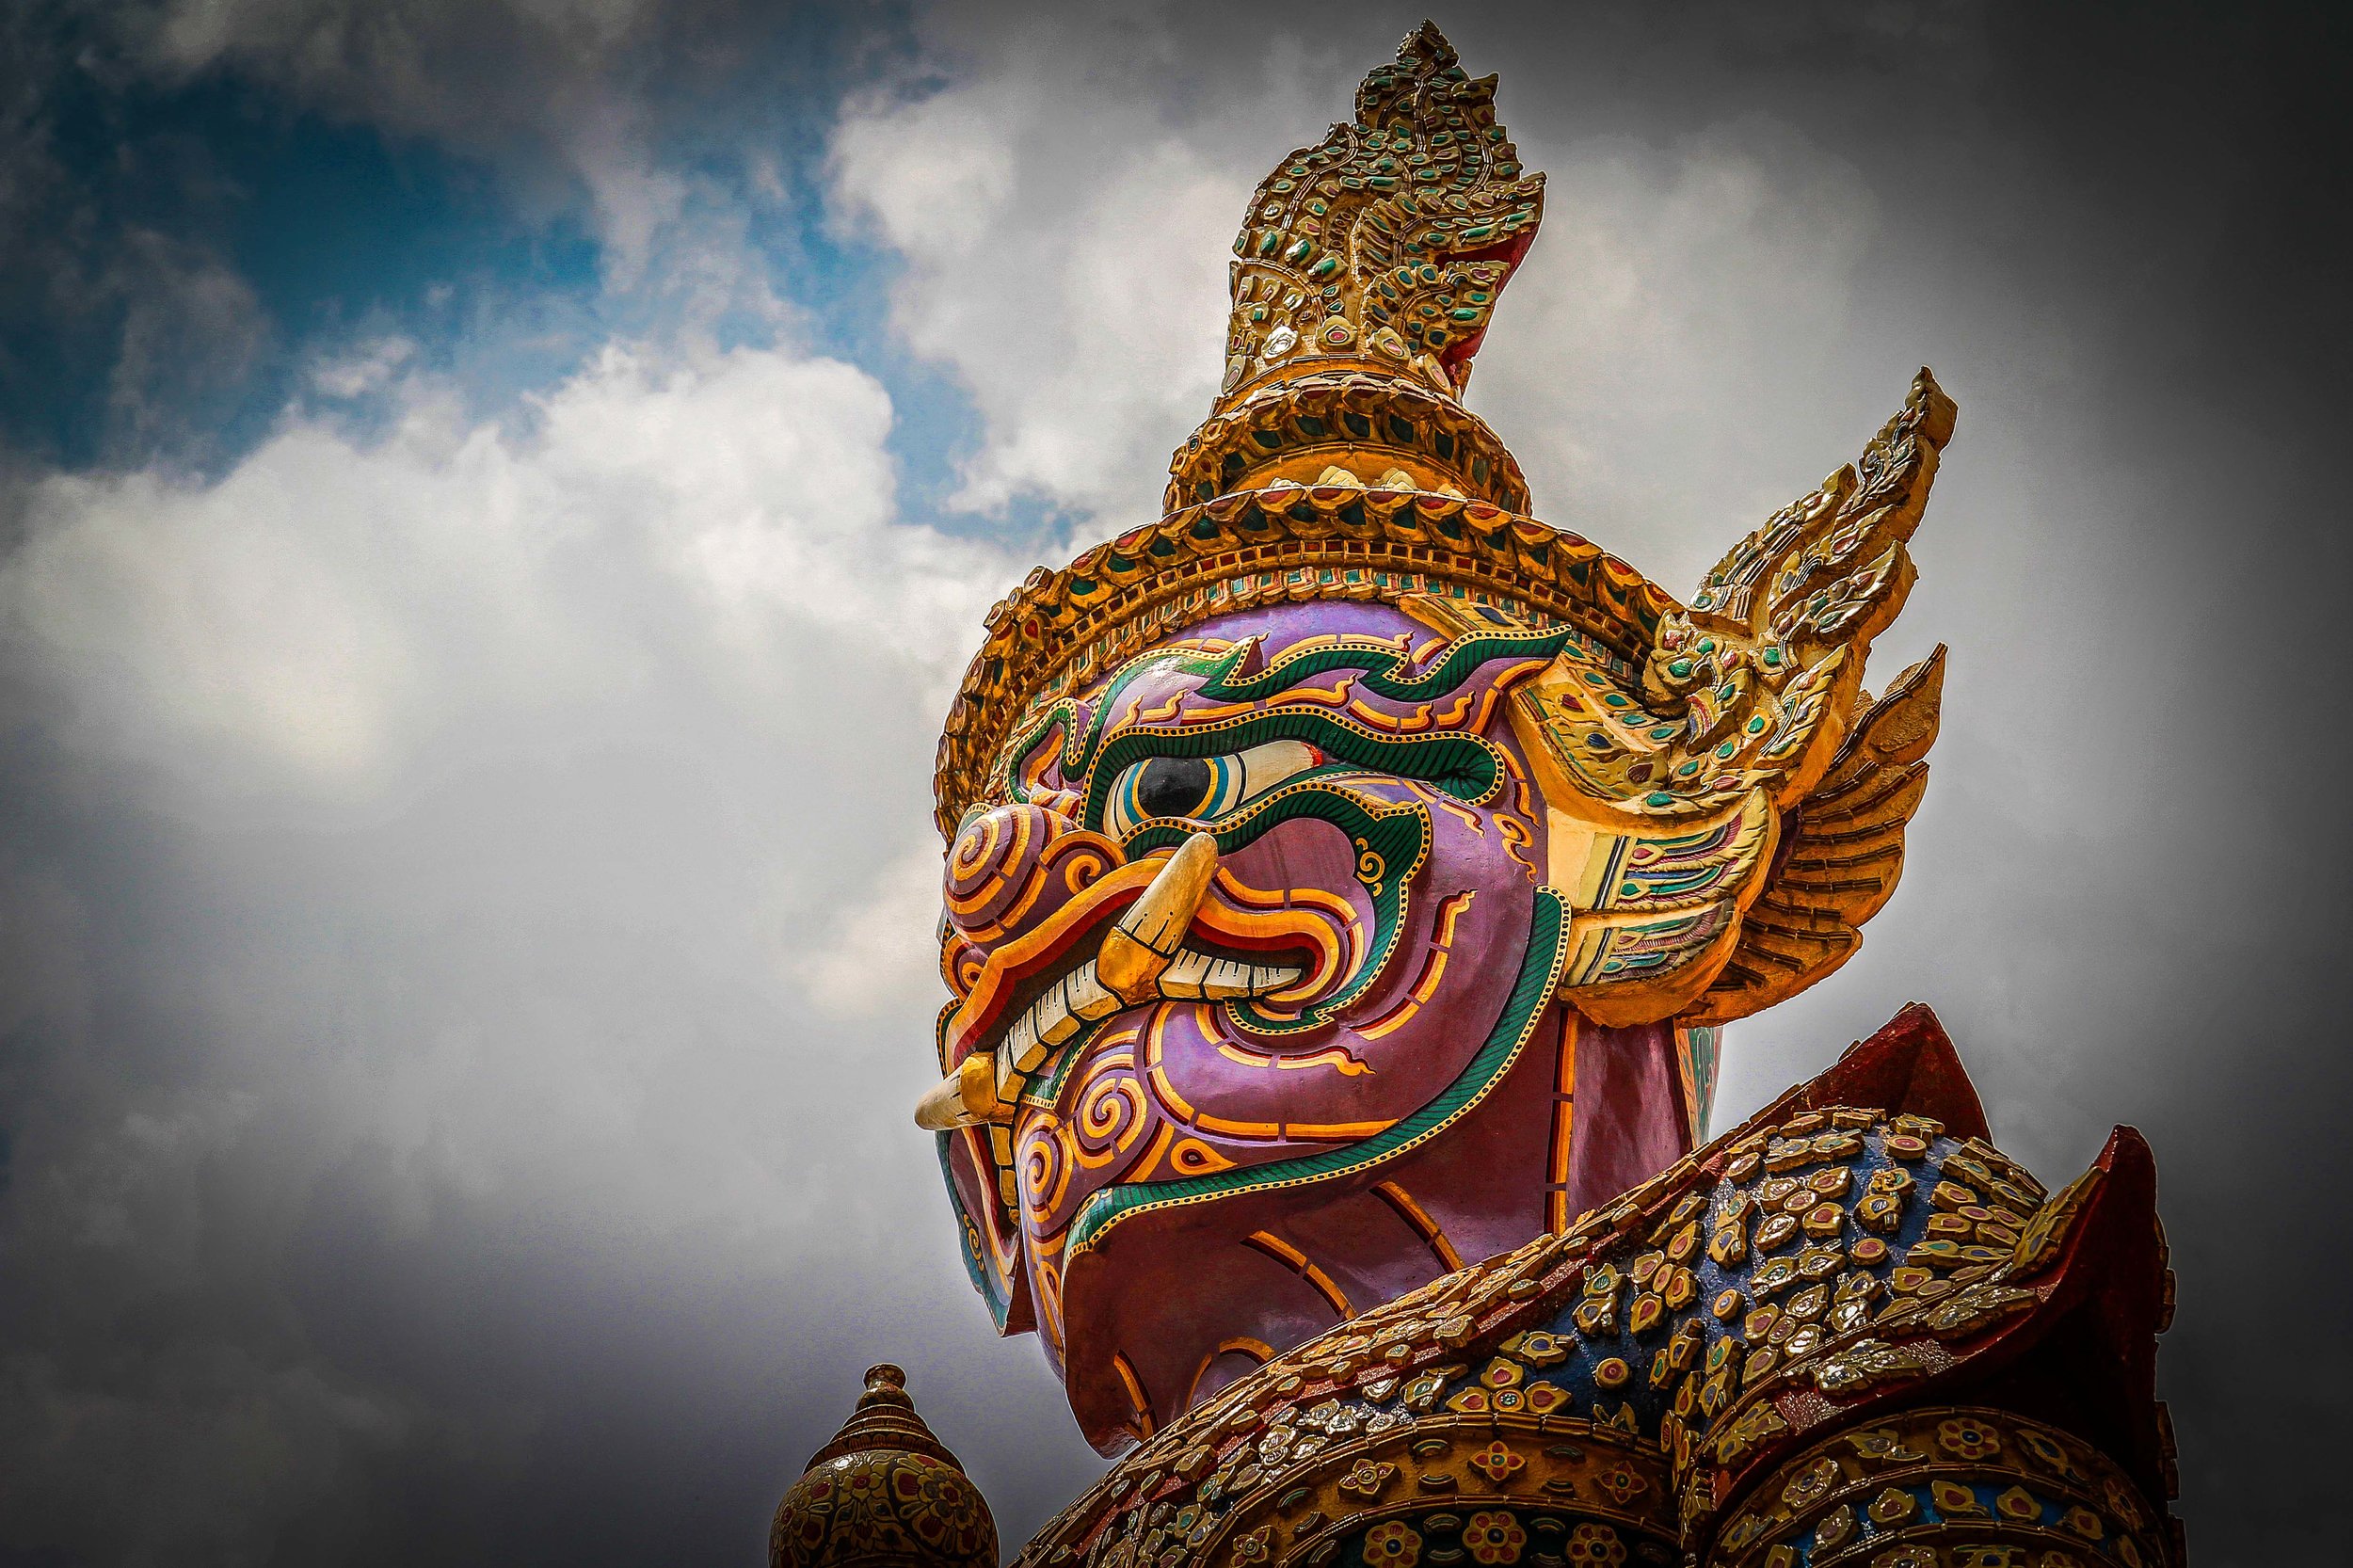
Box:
(772, 24), (2181, 1568)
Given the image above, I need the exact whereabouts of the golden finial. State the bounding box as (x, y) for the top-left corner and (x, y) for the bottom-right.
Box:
(1215, 21), (1545, 409)
(1168, 22), (1546, 511)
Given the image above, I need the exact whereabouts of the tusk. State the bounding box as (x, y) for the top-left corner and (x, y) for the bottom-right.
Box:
(920, 833), (1220, 1128)
(1096, 831), (1219, 1003)
(913, 1048), (1005, 1131)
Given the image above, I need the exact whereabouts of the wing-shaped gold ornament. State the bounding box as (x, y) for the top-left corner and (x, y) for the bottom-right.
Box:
(1690, 647), (1944, 1024)
(1428, 368), (1958, 1025)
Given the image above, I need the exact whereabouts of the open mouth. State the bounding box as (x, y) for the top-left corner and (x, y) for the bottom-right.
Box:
(993, 946), (1307, 1084)
(919, 834), (1342, 1130)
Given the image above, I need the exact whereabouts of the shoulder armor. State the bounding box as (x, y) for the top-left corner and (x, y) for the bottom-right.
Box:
(1015, 1004), (2176, 1566)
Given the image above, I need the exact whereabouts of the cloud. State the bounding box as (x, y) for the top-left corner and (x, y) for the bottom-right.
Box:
(102, 229), (275, 450)
(312, 336), (418, 399)
(792, 843), (948, 1021)
(6, 339), (965, 784)
(116, 0), (685, 260)
(0, 331), (1105, 1559)
(1466, 118), (1880, 587)
(830, 73), (1235, 525)
(0, 50), (278, 468)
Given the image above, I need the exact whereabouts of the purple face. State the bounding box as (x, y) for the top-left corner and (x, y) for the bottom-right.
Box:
(936, 600), (1591, 1449)
(923, 368), (1952, 1453)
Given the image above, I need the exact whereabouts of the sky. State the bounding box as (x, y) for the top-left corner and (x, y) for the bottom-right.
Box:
(0, 1), (2345, 1562)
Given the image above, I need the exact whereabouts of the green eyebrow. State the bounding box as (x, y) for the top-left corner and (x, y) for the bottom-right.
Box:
(1080, 708), (1502, 828)
(1005, 620), (1570, 802)
(1198, 621), (1573, 704)
(999, 645), (1234, 803)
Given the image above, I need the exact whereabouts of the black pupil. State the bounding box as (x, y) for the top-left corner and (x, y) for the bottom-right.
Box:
(1135, 756), (1213, 820)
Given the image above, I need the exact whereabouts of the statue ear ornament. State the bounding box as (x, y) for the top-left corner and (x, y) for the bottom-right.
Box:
(776, 23), (2183, 1568)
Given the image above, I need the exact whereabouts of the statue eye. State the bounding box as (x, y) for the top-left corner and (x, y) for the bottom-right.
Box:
(1131, 756), (1216, 821)
(1104, 740), (1324, 837)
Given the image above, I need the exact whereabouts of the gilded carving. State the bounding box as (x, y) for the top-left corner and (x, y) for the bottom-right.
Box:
(771, 20), (2185, 1568)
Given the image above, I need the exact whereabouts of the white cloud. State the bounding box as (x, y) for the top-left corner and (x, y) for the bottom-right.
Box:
(4, 339), (984, 787)
(1470, 119), (1881, 589)
(0, 331), (1006, 1229)
(0, 327), (1002, 1208)
(0, 331), (1103, 1555)
(830, 74), (1242, 526)
(792, 841), (947, 1020)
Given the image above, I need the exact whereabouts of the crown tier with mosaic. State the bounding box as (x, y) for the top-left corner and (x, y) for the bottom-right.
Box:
(772, 21), (2183, 1568)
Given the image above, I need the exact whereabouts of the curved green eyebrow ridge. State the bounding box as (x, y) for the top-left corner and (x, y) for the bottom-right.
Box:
(1001, 621), (1569, 802)
(1198, 621), (1571, 704)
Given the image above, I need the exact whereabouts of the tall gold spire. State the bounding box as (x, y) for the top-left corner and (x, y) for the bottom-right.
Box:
(1219, 21), (1544, 406)
(1170, 22), (1546, 510)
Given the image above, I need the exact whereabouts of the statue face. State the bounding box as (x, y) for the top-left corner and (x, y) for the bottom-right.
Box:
(936, 600), (1578, 1449)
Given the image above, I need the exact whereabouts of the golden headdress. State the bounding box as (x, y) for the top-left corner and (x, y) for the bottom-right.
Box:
(935, 24), (1952, 1039)
(1176, 19), (1545, 508)
(934, 24), (1671, 833)
(933, 15), (1955, 1072)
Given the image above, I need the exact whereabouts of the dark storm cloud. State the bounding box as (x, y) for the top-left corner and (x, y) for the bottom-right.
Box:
(0, 2), (2345, 1564)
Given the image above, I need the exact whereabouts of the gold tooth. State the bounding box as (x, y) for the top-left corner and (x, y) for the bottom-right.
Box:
(913, 908), (1310, 1130)
(1002, 1006), (1045, 1073)
(1064, 962), (1122, 1022)
(913, 1050), (1005, 1132)
(1200, 956), (1257, 1000)
(1097, 832), (1218, 1001)
(1157, 949), (1217, 1000)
